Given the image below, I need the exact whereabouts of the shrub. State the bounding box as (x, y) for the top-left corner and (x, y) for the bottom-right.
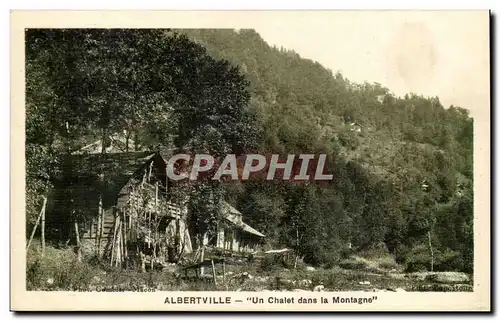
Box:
(338, 132), (359, 150)
(339, 257), (369, 270)
(405, 245), (469, 273)
(258, 255), (286, 273)
(375, 256), (399, 271)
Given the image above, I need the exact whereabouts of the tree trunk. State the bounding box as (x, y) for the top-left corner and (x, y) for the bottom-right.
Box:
(134, 132), (139, 151)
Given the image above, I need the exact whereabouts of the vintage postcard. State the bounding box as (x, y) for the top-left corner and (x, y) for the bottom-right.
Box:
(10, 10), (490, 311)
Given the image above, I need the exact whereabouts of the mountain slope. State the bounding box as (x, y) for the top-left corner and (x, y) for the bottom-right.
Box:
(181, 28), (474, 272)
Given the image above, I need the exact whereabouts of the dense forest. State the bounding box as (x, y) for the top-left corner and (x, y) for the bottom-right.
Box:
(26, 29), (473, 274)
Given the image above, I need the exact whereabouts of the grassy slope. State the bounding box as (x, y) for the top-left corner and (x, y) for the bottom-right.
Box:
(27, 244), (472, 292)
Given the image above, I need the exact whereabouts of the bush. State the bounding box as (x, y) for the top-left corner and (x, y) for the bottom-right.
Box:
(375, 256), (399, 271)
(338, 132), (359, 150)
(359, 242), (391, 259)
(339, 257), (369, 270)
(310, 267), (351, 290)
(404, 245), (468, 273)
(258, 255), (287, 273)
(404, 245), (432, 273)
(434, 249), (464, 272)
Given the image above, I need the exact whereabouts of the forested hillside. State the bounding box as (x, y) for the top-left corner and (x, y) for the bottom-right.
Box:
(26, 28), (473, 275)
(180, 29), (474, 273)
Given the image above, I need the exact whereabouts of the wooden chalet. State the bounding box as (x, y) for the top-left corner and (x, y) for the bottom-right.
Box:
(46, 134), (265, 268)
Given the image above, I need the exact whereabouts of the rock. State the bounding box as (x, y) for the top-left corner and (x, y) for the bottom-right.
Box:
(425, 272), (470, 284)
(395, 288), (406, 292)
(46, 278), (54, 285)
(236, 288), (242, 292)
(407, 272), (427, 280)
(298, 279), (312, 287)
(387, 273), (406, 280)
(313, 285), (325, 292)
(306, 266), (316, 272)
(234, 272), (253, 281)
(257, 276), (269, 282)
(370, 288), (386, 292)
(358, 281), (371, 285)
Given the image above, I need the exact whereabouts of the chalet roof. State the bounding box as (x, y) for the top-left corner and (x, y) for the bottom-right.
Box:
(71, 132), (147, 155)
(222, 203), (265, 238)
(54, 151), (157, 210)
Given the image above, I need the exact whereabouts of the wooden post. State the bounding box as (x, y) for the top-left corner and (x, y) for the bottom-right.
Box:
(230, 230), (234, 252)
(148, 161), (154, 181)
(199, 242), (205, 277)
(40, 196), (47, 256)
(117, 221), (122, 267)
(140, 251), (146, 273)
(151, 182), (158, 270)
(97, 196), (103, 255)
(110, 216), (120, 265)
(122, 212), (128, 261)
(222, 260), (226, 284)
(155, 182), (158, 209)
(74, 221), (81, 262)
(211, 260), (217, 286)
(175, 219), (181, 256)
(26, 196), (47, 251)
(150, 235), (155, 272)
(428, 230), (434, 272)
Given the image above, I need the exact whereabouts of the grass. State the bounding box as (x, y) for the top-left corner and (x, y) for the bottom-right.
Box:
(26, 244), (471, 292)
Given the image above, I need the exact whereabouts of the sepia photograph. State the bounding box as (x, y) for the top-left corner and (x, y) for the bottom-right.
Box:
(11, 10), (490, 311)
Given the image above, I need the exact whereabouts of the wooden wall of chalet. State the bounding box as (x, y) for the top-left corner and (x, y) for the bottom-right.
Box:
(208, 224), (261, 253)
